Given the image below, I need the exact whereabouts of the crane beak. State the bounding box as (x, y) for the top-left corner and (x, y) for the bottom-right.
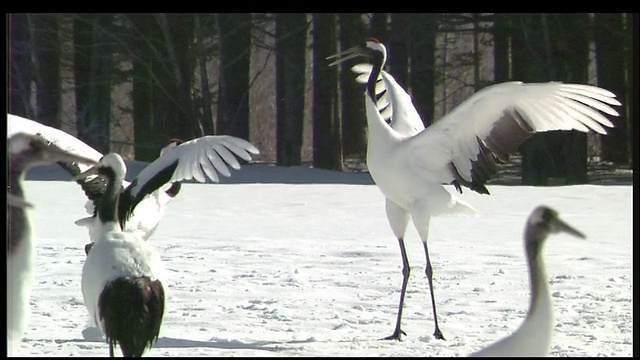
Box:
(73, 163), (102, 181)
(553, 217), (586, 239)
(326, 45), (368, 67)
(7, 193), (34, 209)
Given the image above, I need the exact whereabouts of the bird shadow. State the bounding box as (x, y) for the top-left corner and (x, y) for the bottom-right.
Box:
(50, 335), (317, 353)
(153, 336), (296, 352)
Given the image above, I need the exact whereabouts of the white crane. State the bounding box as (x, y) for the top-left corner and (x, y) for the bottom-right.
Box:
(7, 131), (98, 356)
(469, 205), (585, 357)
(327, 38), (619, 341)
(75, 152), (167, 357)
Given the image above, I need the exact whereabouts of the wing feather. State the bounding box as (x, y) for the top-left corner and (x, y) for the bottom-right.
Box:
(130, 135), (259, 198)
(394, 81), (619, 190)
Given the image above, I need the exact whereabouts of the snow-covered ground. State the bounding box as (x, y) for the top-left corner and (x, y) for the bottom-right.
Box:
(11, 164), (633, 357)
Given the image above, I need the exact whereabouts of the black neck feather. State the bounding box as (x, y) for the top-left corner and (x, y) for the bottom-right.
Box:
(367, 51), (384, 103)
(99, 167), (122, 225)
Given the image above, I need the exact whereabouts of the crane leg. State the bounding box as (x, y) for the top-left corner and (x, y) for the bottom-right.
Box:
(382, 237), (410, 341)
(423, 241), (445, 340)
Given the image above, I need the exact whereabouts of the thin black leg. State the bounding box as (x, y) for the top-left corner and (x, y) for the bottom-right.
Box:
(382, 237), (410, 341)
(423, 241), (445, 340)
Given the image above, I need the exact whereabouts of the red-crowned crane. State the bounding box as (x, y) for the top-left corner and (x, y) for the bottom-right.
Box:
(74, 152), (167, 357)
(327, 38), (619, 341)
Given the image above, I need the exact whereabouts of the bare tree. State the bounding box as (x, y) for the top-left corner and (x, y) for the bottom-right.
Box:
(8, 13), (33, 118)
(594, 13), (631, 165)
(369, 14), (388, 48)
(388, 14), (409, 89)
(512, 13), (593, 185)
(126, 14), (198, 160)
(312, 13), (342, 170)
(492, 13), (511, 84)
(128, 14), (161, 161)
(73, 14), (113, 154)
(337, 14), (367, 160)
(216, 13), (251, 139)
(30, 14), (62, 129)
(408, 14), (439, 127)
(193, 14), (215, 135)
(275, 13), (308, 166)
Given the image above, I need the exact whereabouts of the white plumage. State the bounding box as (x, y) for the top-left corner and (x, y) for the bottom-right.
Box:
(328, 38), (619, 341)
(82, 224), (167, 331)
(469, 205), (585, 357)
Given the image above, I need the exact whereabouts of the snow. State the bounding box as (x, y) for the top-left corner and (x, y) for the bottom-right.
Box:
(11, 164), (633, 357)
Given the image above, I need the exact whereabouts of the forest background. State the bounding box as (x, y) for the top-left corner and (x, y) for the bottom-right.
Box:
(6, 13), (635, 185)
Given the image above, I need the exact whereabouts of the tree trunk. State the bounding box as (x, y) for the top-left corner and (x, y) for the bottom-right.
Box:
(8, 13), (33, 118)
(514, 13), (592, 185)
(369, 14), (388, 47)
(512, 13), (556, 186)
(388, 14), (409, 89)
(73, 14), (113, 154)
(216, 13), (251, 140)
(492, 13), (511, 83)
(594, 13), (630, 165)
(275, 13), (307, 166)
(312, 13), (342, 170)
(554, 13), (590, 184)
(129, 14), (159, 161)
(30, 14), (61, 129)
(408, 14), (438, 127)
(337, 13), (366, 160)
(155, 14), (198, 140)
(129, 14), (196, 160)
(195, 14), (215, 135)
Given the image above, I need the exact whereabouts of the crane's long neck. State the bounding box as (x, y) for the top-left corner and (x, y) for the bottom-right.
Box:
(99, 169), (123, 226)
(366, 51), (384, 104)
(8, 161), (30, 255)
(524, 232), (553, 323)
(8, 161), (27, 200)
(363, 53), (400, 163)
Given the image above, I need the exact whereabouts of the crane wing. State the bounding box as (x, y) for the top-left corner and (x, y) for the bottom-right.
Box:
(121, 135), (259, 221)
(7, 114), (120, 214)
(396, 81), (620, 193)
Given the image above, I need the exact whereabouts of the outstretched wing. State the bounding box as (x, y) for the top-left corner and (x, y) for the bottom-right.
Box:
(394, 81), (620, 194)
(120, 135), (260, 222)
(8, 114), (103, 164)
(8, 114), (112, 213)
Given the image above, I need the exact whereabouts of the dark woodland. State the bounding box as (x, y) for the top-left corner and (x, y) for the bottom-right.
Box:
(7, 13), (634, 185)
